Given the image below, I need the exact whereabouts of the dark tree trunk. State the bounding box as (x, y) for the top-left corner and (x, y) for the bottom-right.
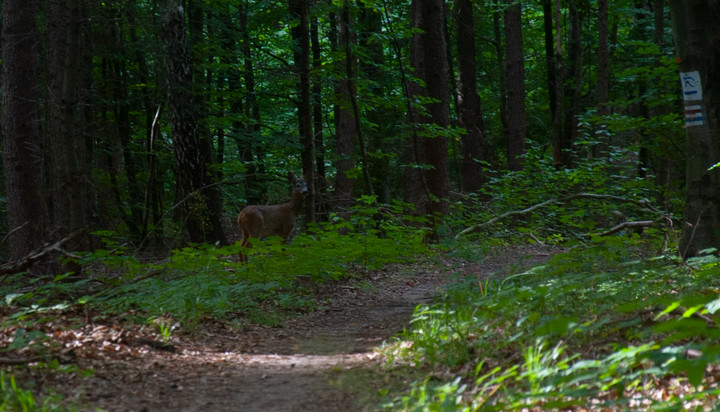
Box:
(543, 0), (561, 150)
(238, 2), (265, 205)
(289, 0), (316, 223)
(668, 0), (720, 256)
(504, 0), (526, 171)
(556, 0), (584, 167)
(551, 0), (565, 164)
(419, 0), (451, 221)
(595, 0), (610, 156)
(1, 0), (45, 262)
(493, 11), (508, 139)
(358, 0), (390, 202)
(46, 0), (90, 256)
(311, 16), (328, 219)
(333, 3), (358, 213)
(163, 2), (227, 245)
(454, 0), (491, 192)
(404, 0), (428, 215)
(597, 0), (610, 119)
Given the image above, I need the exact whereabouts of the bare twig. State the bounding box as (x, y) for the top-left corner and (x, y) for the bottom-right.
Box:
(0, 221), (32, 250)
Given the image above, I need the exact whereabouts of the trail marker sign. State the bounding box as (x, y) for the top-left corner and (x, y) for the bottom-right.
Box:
(680, 71), (703, 101)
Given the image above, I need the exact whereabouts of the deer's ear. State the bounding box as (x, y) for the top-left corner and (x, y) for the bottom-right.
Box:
(288, 172), (297, 182)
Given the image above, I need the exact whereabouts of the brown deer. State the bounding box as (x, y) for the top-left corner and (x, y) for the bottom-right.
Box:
(237, 173), (309, 261)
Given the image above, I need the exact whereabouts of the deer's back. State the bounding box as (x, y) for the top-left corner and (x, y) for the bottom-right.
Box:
(239, 204), (295, 239)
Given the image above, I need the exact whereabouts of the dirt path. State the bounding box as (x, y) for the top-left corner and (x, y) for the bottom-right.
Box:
(60, 263), (443, 412)
(28, 245), (554, 411)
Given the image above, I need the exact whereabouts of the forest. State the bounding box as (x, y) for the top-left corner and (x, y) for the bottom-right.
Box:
(1, 0), (720, 410)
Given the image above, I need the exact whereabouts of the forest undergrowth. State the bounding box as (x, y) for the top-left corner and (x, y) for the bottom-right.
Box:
(2, 149), (720, 410)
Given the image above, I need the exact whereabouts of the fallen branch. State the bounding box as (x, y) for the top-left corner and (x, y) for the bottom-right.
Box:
(0, 228), (87, 276)
(594, 220), (658, 237)
(0, 356), (44, 366)
(456, 193), (661, 240)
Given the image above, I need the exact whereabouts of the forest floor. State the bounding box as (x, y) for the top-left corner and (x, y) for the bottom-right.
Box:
(5, 245), (555, 411)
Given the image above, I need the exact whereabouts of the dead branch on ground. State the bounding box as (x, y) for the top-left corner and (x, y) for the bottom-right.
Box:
(456, 193), (664, 240)
(0, 228), (87, 277)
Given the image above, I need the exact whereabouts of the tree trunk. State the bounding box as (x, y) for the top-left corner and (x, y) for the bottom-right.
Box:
(289, 0), (316, 223)
(556, 0), (584, 167)
(358, 0), (390, 202)
(551, 0), (565, 164)
(504, 0), (526, 171)
(404, 0), (428, 215)
(46, 0), (90, 256)
(668, 0), (720, 256)
(543, 0), (561, 152)
(163, 2), (227, 245)
(595, 0), (610, 156)
(419, 0), (451, 221)
(454, 0), (491, 192)
(493, 11), (508, 139)
(333, 3), (358, 213)
(311, 16), (328, 219)
(238, 2), (264, 205)
(1, 0), (45, 262)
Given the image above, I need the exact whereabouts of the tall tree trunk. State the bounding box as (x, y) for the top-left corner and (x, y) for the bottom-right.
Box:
(404, 0), (428, 215)
(358, 0), (389, 202)
(46, 0), (90, 256)
(595, 0), (610, 157)
(650, 0), (677, 199)
(289, 0), (316, 223)
(419, 0), (451, 222)
(163, 2), (227, 245)
(504, 0), (526, 171)
(543, 0), (561, 151)
(311, 16), (328, 219)
(238, 1), (264, 205)
(668, 0), (720, 256)
(493, 11), (508, 138)
(597, 0), (610, 118)
(556, 0), (584, 167)
(454, 0), (491, 192)
(1, 0), (45, 262)
(333, 3), (358, 213)
(551, 0), (565, 165)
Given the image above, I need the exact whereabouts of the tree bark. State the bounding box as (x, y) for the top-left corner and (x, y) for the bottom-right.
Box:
(289, 0), (316, 223)
(504, 0), (526, 171)
(46, 0), (90, 257)
(543, 0), (561, 151)
(1, 0), (45, 262)
(237, 2), (265, 205)
(404, 0), (428, 215)
(596, 0), (610, 156)
(419, 0), (451, 220)
(454, 0), (491, 192)
(333, 3), (358, 213)
(311, 16), (328, 218)
(668, 0), (720, 256)
(163, 2), (227, 245)
(556, 0), (585, 168)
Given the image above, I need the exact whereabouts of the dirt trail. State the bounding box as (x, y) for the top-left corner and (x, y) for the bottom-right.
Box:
(72, 264), (445, 412)
(37, 245), (554, 411)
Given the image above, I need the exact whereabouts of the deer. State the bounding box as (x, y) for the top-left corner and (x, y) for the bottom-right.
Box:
(237, 173), (309, 261)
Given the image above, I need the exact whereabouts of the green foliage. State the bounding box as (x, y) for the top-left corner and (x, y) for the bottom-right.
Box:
(382, 240), (720, 410)
(453, 143), (662, 244)
(2, 201), (428, 330)
(0, 372), (70, 412)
